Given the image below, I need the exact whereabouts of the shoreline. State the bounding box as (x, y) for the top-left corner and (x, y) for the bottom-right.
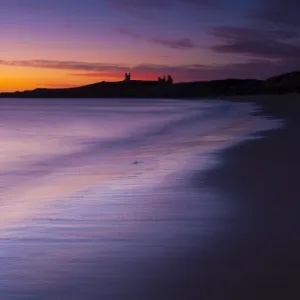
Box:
(199, 100), (300, 298)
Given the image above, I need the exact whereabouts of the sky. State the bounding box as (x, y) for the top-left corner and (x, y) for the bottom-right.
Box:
(1, 0), (300, 91)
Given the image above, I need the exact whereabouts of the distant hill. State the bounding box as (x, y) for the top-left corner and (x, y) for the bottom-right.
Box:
(1, 71), (300, 98)
(262, 71), (300, 93)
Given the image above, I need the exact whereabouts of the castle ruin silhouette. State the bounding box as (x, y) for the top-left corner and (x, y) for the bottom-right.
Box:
(124, 73), (173, 84)
(158, 75), (173, 84)
(124, 73), (131, 82)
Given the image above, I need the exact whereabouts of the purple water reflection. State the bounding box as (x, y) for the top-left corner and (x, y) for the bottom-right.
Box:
(0, 98), (280, 299)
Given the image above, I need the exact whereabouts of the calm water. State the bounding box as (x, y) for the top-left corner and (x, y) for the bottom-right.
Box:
(0, 98), (279, 299)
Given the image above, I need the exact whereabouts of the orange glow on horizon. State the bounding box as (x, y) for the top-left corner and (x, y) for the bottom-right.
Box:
(0, 66), (166, 92)
(0, 66), (108, 92)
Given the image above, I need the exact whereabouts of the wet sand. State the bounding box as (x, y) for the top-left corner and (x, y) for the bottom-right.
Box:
(136, 94), (300, 299)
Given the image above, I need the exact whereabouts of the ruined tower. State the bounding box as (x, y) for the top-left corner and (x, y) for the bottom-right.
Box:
(124, 73), (131, 82)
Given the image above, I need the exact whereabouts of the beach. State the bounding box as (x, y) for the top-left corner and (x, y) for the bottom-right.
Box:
(142, 94), (300, 299)
(2, 0), (300, 297)
(0, 96), (297, 299)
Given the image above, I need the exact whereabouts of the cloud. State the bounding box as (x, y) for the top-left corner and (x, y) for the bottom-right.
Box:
(107, 0), (172, 19)
(71, 72), (122, 78)
(109, 0), (217, 10)
(152, 37), (197, 49)
(206, 1), (300, 80)
(109, 0), (170, 10)
(37, 83), (79, 88)
(108, 0), (218, 18)
(0, 59), (206, 80)
(211, 26), (300, 60)
(119, 28), (198, 49)
(71, 71), (160, 81)
(214, 41), (300, 60)
(1, 58), (300, 83)
(212, 26), (297, 41)
(0, 59), (129, 72)
(68, 61), (300, 81)
(255, 0), (300, 28)
(183, 0), (216, 6)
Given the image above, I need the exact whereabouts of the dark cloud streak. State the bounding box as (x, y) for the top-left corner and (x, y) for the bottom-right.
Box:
(119, 28), (198, 49)
(0, 60), (129, 72)
(255, 0), (300, 28)
(209, 0), (300, 67)
(211, 26), (300, 60)
(109, 0), (217, 10)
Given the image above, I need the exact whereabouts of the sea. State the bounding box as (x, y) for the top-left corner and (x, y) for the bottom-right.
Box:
(0, 98), (280, 299)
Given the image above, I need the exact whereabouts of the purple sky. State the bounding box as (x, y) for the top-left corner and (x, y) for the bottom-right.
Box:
(1, 0), (300, 90)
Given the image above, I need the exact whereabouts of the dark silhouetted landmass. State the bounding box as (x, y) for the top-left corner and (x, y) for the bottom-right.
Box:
(1, 71), (300, 99)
